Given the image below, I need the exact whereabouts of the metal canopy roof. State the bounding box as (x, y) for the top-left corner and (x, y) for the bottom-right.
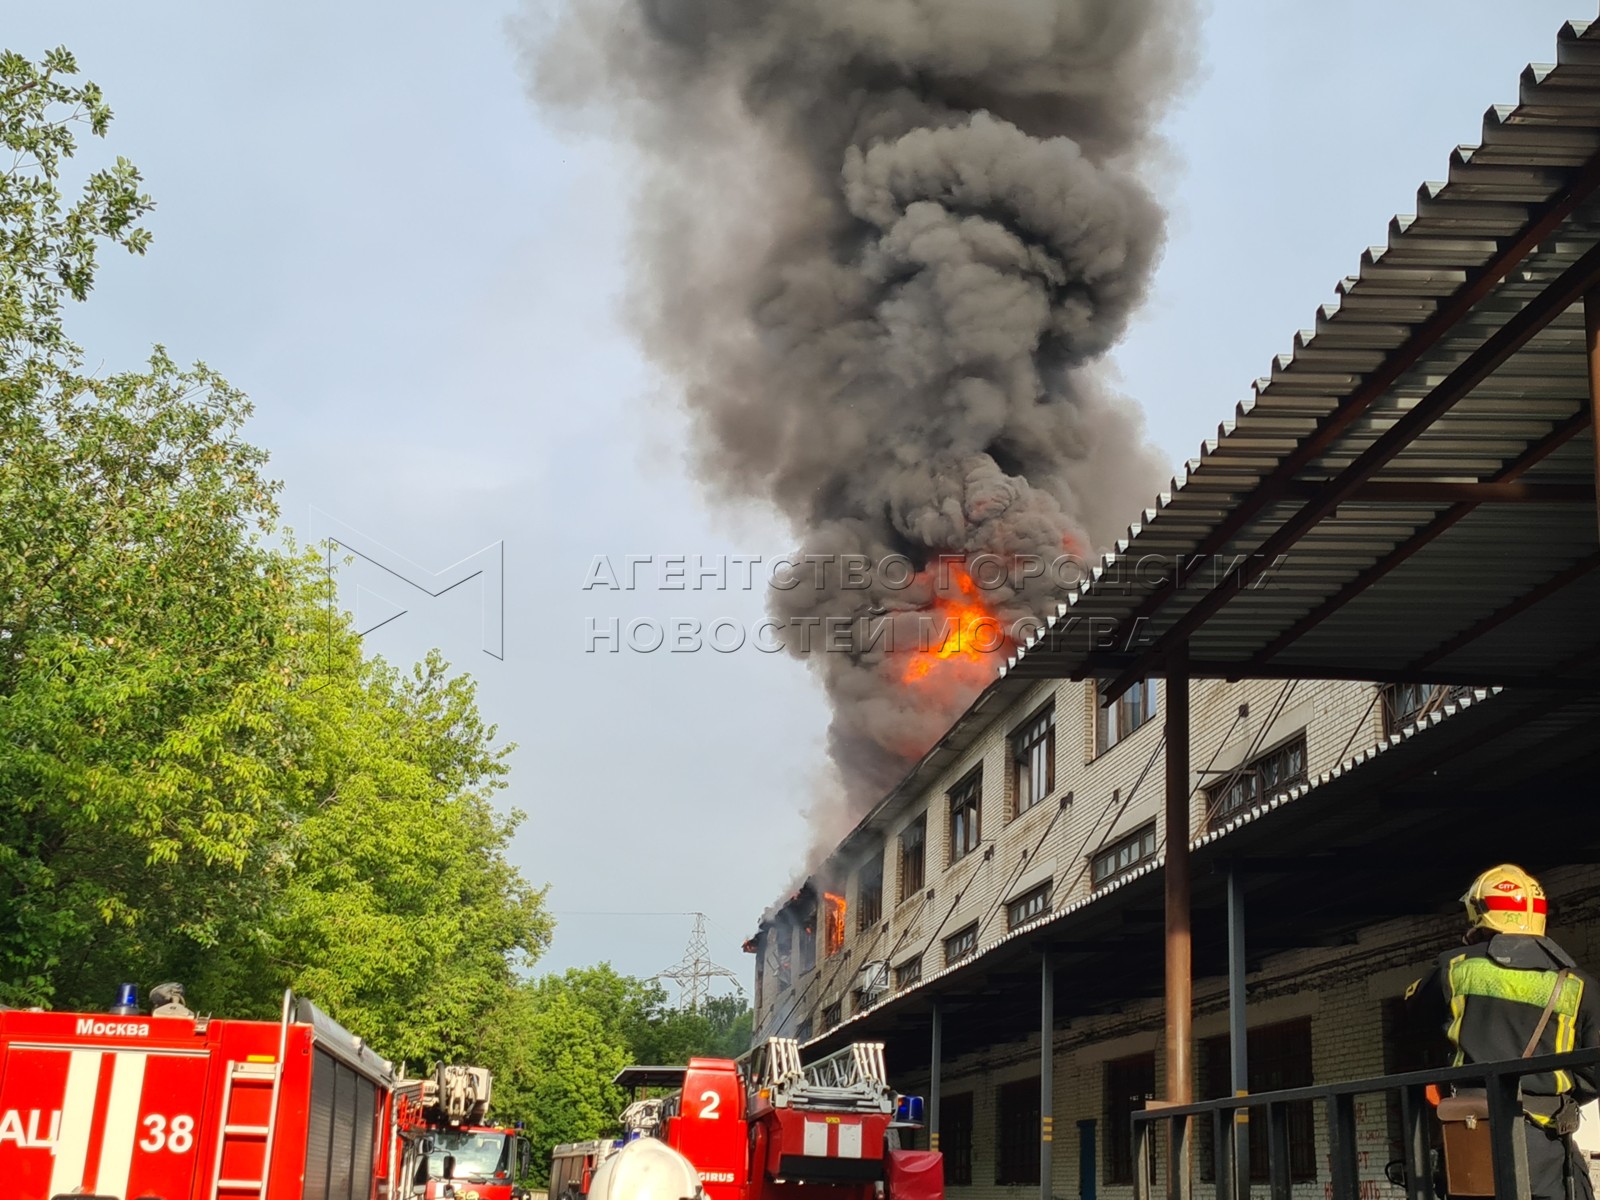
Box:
(792, 17), (1600, 897)
(783, 15), (1600, 1071)
(996, 18), (1600, 699)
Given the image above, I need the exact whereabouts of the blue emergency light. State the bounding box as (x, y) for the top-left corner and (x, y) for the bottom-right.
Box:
(111, 983), (140, 1016)
(894, 1095), (925, 1126)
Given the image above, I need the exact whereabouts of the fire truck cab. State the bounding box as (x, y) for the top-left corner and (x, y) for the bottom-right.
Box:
(0, 987), (398, 1200)
(394, 1064), (533, 1200)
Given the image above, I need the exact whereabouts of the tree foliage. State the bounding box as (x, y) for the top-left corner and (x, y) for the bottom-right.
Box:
(0, 45), (153, 366)
(0, 46), (551, 1071)
(503, 966), (752, 1184)
(0, 50), (751, 1166)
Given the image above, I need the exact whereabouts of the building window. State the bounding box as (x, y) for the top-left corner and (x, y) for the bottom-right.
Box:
(1105, 1052), (1155, 1186)
(823, 892), (846, 958)
(996, 1078), (1041, 1186)
(857, 855), (884, 931)
(822, 1000), (842, 1030)
(1205, 735), (1308, 826)
(1382, 682), (1476, 737)
(1091, 821), (1158, 888)
(1200, 1019), (1315, 1183)
(796, 1019), (812, 1043)
(798, 904), (817, 975)
(775, 923), (792, 991)
(1096, 679), (1159, 755)
(949, 769), (982, 862)
(942, 1093), (974, 1186)
(1007, 882), (1052, 930)
(944, 923), (978, 967)
(895, 956), (923, 990)
(900, 815), (927, 901)
(1011, 703), (1055, 815)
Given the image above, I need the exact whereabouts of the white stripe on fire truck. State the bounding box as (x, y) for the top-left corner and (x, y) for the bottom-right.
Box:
(837, 1122), (862, 1159)
(49, 1050), (103, 1197)
(94, 1053), (148, 1196)
(803, 1120), (827, 1157)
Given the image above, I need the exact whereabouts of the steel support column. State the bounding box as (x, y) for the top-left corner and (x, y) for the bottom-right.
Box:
(1227, 869), (1249, 1200)
(930, 1001), (942, 1154)
(1041, 953), (1054, 1200)
(1586, 291), (1600, 542)
(1164, 649), (1193, 1200)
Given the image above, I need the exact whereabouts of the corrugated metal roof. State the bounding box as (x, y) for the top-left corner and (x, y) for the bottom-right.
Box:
(765, 13), (1600, 929)
(1000, 17), (1600, 693)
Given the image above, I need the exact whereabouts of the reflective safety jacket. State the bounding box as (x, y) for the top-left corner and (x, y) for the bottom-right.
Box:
(1407, 933), (1600, 1108)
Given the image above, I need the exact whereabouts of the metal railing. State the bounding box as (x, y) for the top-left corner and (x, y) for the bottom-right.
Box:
(1131, 1046), (1600, 1200)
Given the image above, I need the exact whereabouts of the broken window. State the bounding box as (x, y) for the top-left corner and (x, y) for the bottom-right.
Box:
(797, 903), (817, 975)
(823, 892), (846, 958)
(774, 923), (792, 991)
(856, 855), (883, 931)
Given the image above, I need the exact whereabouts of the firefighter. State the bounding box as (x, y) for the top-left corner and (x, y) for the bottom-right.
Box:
(1406, 864), (1600, 1199)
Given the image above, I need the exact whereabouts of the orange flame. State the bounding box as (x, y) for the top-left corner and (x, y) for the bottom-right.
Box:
(901, 564), (1011, 684)
(823, 891), (847, 957)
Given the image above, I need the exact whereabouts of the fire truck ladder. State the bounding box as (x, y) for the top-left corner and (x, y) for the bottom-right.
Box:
(757, 1038), (894, 1113)
(208, 990), (291, 1199)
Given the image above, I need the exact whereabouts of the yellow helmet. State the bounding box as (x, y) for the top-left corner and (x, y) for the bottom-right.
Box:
(1462, 864), (1547, 936)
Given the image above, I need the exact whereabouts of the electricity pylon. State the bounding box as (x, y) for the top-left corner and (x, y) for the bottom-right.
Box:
(656, 912), (744, 1011)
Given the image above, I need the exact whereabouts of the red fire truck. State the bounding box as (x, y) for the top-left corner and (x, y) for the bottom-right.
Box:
(0, 986), (400, 1200)
(585, 1038), (941, 1200)
(394, 1065), (533, 1200)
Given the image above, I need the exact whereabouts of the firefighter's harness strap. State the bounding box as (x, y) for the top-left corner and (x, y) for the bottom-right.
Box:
(1522, 970), (1571, 1060)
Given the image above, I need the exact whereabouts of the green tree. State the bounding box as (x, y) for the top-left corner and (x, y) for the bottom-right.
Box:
(0, 46), (152, 367)
(511, 987), (630, 1187)
(0, 47), (554, 1083)
(262, 645), (552, 1060)
(497, 964), (753, 1183)
(0, 44), (281, 1006)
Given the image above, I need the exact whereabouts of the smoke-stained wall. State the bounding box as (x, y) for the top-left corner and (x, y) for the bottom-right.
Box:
(523, 0), (1196, 813)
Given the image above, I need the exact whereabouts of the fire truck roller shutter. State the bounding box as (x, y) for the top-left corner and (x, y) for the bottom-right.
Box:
(303, 1047), (381, 1200)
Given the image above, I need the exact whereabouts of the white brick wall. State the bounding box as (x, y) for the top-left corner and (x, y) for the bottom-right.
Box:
(755, 676), (1388, 1042)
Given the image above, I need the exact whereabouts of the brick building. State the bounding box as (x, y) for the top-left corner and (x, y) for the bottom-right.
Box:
(747, 16), (1600, 1200)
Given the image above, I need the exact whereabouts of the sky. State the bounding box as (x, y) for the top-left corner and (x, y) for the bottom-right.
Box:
(8, 0), (1589, 996)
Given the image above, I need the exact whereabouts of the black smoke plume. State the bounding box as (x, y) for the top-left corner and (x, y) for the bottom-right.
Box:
(524, 0), (1194, 816)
